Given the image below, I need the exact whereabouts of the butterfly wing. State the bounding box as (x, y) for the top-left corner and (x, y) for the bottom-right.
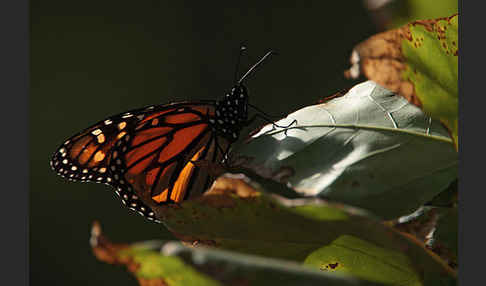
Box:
(111, 104), (230, 206)
(50, 102), (229, 222)
(51, 107), (150, 183)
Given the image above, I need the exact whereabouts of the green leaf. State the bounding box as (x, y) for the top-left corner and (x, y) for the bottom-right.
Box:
(304, 235), (422, 285)
(345, 15), (458, 148)
(233, 81), (457, 219)
(402, 15), (458, 146)
(153, 176), (456, 286)
(368, 0), (458, 29)
(163, 242), (385, 286)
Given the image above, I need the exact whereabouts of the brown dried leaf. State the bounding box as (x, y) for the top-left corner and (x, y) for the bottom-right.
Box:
(90, 221), (169, 286)
(344, 24), (421, 107)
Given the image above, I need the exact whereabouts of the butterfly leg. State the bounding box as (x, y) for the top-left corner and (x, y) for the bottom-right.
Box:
(212, 135), (231, 167)
(277, 119), (298, 136)
(247, 113), (298, 136)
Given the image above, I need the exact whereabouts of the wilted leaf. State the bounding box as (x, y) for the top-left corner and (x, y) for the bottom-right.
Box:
(163, 242), (385, 286)
(233, 81), (457, 219)
(345, 15), (458, 147)
(90, 222), (221, 286)
(150, 175), (456, 285)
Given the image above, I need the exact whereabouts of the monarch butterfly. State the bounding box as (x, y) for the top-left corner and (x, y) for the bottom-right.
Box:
(50, 47), (283, 223)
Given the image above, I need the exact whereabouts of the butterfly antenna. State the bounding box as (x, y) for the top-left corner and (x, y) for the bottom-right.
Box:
(233, 44), (247, 84)
(238, 50), (275, 84)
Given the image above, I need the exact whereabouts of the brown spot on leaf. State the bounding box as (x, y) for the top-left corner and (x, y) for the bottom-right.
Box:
(137, 278), (168, 286)
(412, 19), (435, 32)
(318, 88), (349, 104)
(328, 262), (339, 269)
(320, 262), (341, 271)
(411, 14), (457, 33)
(351, 181), (360, 188)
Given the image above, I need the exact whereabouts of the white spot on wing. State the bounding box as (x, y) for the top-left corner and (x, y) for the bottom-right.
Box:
(92, 129), (102, 136)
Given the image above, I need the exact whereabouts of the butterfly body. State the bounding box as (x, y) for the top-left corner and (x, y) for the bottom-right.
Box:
(50, 49), (275, 222)
(213, 84), (249, 142)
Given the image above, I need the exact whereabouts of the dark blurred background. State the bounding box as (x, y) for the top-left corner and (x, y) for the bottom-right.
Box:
(30, 1), (377, 285)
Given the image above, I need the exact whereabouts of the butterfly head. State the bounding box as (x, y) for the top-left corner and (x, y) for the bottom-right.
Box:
(213, 83), (249, 141)
(211, 49), (275, 142)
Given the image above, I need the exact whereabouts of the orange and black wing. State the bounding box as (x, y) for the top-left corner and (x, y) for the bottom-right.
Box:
(50, 102), (229, 222)
(110, 103), (230, 207)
